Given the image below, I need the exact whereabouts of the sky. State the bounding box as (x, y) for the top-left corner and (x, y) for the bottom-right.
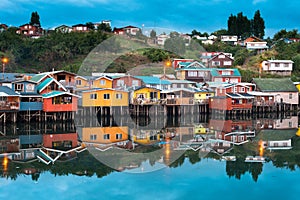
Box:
(0, 0), (299, 38)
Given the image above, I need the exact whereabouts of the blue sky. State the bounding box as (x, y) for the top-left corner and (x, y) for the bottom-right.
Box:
(0, 0), (299, 38)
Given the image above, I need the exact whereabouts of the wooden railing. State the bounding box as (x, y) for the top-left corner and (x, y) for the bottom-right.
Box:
(0, 101), (19, 110)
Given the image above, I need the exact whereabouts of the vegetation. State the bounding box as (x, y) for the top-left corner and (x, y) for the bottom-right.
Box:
(227, 10), (265, 38)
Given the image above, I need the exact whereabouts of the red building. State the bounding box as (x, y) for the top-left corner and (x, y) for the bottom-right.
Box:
(16, 24), (43, 37)
(208, 53), (234, 68)
(112, 75), (142, 88)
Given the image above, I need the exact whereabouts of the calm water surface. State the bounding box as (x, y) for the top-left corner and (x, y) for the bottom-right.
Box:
(1, 115), (300, 200)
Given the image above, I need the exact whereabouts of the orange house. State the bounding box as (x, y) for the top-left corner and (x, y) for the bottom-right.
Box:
(42, 91), (80, 112)
(82, 88), (128, 107)
(81, 126), (129, 145)
(91, 76), (113, 89)
(43, 133), (78, 149)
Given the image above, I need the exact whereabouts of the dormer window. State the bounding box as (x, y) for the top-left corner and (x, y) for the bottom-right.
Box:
(15, 83), (24, 92)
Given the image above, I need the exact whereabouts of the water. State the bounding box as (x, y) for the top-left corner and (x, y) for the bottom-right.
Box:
(1, 114), (300, 199)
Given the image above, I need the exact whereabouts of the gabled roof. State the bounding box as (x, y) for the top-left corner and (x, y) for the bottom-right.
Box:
(252, 78), (298, 92)
(211, 68), (241, 77)
(135, 76), (171, 85)
(42, 91), (80, 98)
(94, 76), (113, 81)
(133, 86), (161, 92)
(30, 73), (51, 83)
(177, 61), (206, 69)
(81, 88), (128, 93)
(37, 77), (67, 93)
(209, 52), (234, 61)
(0, 86), (20, 96)
(13, 80), (37, 84)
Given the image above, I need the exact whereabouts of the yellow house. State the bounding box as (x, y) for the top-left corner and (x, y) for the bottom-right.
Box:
(75, 76), (89, 88)
(81, 126), (128, 144)
(132, 130), (162, 145)
(91, 76), (113, 89)
(132, 87), (161, 104)
(82, 89), (128, 107)
(194, 89), (214, 104)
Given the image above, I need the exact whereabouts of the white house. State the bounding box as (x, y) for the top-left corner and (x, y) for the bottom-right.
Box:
(262, 60), (293, 76)
(221, 35), (238, 44)
(157, 34), (170, 46)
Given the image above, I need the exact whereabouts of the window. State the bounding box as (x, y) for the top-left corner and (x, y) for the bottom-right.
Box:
(0, 96), (7, 101)
(100, 79), (106, 85)
(212, 61), (220, 66)
(15, 83), (24, 92)
(188, 71), (197, 77)
(132, 80), (139, 87)
(90, 93), (97, 99)
(104, 94), (110, 99)
(76, 79), (82, 85)
(240, 87), (245, 92)
(117, 79), (124, 86)
(116, 134), (122, 140)
(224, 61), (232, 66)
(284, 63), (289, 67)
(275, 63), (280, 67)
(104, 134), (110, 140)
(116, 93), (122, 99)
(221, 70), (231, 75)
(218, 55), (225, 58)
(90, 134), (97, 141)
(289, 121), (292, 128)
(289, 93), (293, 99)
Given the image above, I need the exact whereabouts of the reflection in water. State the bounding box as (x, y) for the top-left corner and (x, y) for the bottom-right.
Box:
(1, 114), (300, 182)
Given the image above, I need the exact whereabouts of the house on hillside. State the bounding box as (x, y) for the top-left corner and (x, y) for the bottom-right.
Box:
(252, 78), (299, 109)
(261, 60), (293, 76)
(220, 35), (238, 45)
(113, 25), (140, 36)
(72, 24), (88, 32)
(55, 25), (72, 33)
(16, 23), (43, 38)
(208, 52), (234, 68)
(157, 34), (170, 46)
(244, 36), (268, 53)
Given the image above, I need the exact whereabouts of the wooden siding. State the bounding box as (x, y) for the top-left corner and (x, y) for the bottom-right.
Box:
(82, 90), (128, 107)
(82, 126), (128, 144)
(43, 97), (78, 112)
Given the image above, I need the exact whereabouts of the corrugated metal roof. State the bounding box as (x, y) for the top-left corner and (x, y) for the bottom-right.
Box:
(253, 78), (298, 92)
(135, 76), (171, 85)
(42, 91), (80, 98)
(0, 86), (20, 96)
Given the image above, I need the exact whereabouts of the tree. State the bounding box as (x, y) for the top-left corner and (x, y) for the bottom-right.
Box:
(252, 10), (265, 38)
(227, 12), (251, 38)
(150, 29), (156, 39)
(30, 11), (41, 27)
(97, 23), (111, 32)
(86, 22), (95, 31)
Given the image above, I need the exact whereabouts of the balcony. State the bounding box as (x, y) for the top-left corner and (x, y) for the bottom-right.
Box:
(0, 101), (19, 111)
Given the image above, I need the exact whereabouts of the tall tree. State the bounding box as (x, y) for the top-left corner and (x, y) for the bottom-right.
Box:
(30, 11), (41, 27)
(252, 10), (265, 38)
(227, 12), (251, 38)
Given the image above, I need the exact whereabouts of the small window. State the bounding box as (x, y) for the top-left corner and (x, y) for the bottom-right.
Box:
(289, 93), (293, 99)
(289, 121), (292, 128)
(132, 80), (139, 87)
(100, 79), (106, 85)
(117, 80), (125, 86)
(15, 83), (24, 92)
(104, 94), (110, 99)
(104, 134), (110, 140)
(90, 93), (97, 99)
(240, 87), (245, 92)
(116, 134), (122, 140)
(90, 134), (97, 140)
(76, 79), (82, 85)
(116, 93), (122, 99)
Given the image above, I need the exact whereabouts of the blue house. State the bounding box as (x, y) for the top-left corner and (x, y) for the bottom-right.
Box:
(12, 80), (43, 111)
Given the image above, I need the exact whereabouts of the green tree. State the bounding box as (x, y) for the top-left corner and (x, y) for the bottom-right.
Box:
(97, 23), (111, 32)
(150, 29), (156, 39)
(30, 11), (41, 27)
(252, 10), (265, 38)
(86, 22), (95, 30)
